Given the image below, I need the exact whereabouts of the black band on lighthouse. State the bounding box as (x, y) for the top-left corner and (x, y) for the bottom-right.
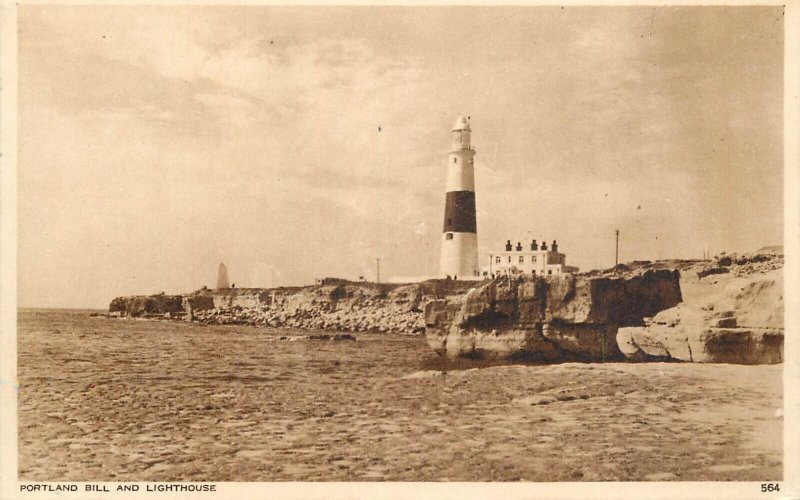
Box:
(443, 191), (477, 233)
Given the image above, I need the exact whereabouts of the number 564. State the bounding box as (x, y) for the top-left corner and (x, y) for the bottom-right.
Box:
(761, 483), (780, 492)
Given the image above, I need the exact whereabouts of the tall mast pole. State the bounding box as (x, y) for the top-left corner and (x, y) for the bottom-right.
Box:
(615, 230), (619, 266)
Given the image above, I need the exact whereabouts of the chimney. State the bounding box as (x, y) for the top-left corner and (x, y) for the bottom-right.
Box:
(531, 239), (538, 251)
(516, 242), (523, 251)
(552, 240), (558, 253)
(541, 241), (548, 251)
(505, 240), (512, 251)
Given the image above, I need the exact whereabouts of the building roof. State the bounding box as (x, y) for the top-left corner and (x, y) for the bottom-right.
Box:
(452, 115), (471, 131)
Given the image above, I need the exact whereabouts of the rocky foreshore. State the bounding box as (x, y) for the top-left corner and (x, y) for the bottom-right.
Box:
(424, 250), (784, 364)
(106, 279), (476, 335)
(104, 250), (784, 364)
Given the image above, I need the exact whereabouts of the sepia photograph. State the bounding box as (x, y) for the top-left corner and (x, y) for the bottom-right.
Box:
(2, 2), (799, 498)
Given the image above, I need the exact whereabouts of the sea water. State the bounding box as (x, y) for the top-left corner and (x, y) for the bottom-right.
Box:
(16, 309), (783, 481)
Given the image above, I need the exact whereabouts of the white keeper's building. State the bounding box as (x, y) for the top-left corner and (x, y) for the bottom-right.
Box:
(483, 239), (579, 277)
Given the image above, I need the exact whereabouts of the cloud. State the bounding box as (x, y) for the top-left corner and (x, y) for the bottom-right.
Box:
(17, 6), (784, 307)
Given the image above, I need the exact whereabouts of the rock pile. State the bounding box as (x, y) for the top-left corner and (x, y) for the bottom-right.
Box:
(714, 251), (784, 277)
(191, 301), (426, 334)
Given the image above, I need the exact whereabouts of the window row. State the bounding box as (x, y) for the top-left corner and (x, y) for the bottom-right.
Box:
(485, 269), (555, 277)
(495, 255), (538, 264)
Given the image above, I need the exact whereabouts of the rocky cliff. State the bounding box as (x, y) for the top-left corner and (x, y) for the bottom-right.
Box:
(617, 251), (784, 364)
(108, 293), (184, 318)
(424, 270), (682, 362)
(422, 251), (784, 365)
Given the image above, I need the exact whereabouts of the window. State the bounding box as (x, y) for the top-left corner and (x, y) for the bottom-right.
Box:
(532, 270), (536, 275)
(453, 157), (457, 163)
(495, 256), (501, 264)
(446, 233), (453, 240)
(547, 270), (552, 275)
(532, 255), (537, 263)
(508, 256), (512, 263)
(519, 256), (524, 263)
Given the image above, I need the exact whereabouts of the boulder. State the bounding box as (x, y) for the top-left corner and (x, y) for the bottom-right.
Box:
(617, 325), (693, 362)
(700, 328), (783, 364)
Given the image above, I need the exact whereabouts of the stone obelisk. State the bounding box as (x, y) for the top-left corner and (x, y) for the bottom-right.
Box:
(216, 262), (230, 289)
(439, 115), (479, 279)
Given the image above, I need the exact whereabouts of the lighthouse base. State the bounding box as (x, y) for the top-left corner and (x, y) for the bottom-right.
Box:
(440, 232), (480, 280)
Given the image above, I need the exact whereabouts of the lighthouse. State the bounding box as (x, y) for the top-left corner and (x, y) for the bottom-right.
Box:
(440, 115), (479, 279)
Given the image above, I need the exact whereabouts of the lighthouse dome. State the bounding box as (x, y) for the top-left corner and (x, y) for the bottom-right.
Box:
(452, 115), (471, 131)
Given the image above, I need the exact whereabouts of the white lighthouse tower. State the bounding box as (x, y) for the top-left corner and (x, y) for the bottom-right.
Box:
(440, 115), (479, 279)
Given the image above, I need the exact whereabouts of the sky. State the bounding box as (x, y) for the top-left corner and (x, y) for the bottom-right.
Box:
(17, 6), (784, 308)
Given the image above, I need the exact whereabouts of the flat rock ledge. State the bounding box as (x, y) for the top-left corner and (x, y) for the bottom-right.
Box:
(617, 326), (783, 364)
